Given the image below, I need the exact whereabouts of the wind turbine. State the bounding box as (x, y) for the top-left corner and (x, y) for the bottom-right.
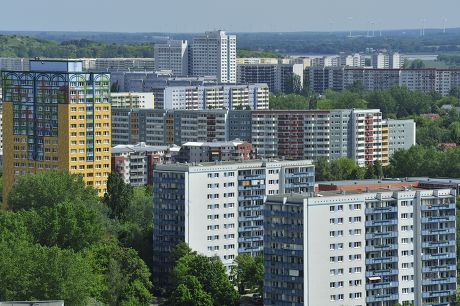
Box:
(347, 17), (353, 37)
(420, 18), (427, 36)
(443, 18), (447, 33)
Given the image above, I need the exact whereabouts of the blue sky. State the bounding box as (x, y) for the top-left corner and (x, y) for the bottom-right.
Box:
(1, 0), (459, 32)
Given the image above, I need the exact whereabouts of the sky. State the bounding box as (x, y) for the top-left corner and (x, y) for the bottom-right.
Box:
(0, 0), (459, 33)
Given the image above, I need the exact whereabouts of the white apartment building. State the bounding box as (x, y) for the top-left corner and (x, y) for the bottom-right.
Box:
(385, 119), (416, 156)
(83, 58), (155, 71)
(112, 142), (168, 186)
(154, 40), (189, 76)
(264, 187), (457, 306)
(163, 84), (269, 110)
(152, 159), (315, 288)
(110, 92), (154, 109)
(191, 30), (237, 83)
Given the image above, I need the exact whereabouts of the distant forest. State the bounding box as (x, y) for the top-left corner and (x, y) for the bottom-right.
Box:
(2, 28), (460, 56)
(0, 35), (155, 58)
(1, 28), (460, 58)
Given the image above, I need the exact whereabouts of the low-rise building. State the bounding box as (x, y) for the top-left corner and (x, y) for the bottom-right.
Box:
(111, 142), (168, 186)
(175, 140), (253, 163)
(111, 92), (154, 109)
(163, 84), (269, 110)
(237, 60), (304, 93)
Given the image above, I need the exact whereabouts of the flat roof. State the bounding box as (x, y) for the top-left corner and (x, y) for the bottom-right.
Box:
(155, 158), (313, 170)
(268, 186), (455, 201)
(317, 179), (404, 186)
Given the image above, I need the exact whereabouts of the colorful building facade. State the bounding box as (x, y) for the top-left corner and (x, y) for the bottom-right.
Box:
(2, 60), (111, 203)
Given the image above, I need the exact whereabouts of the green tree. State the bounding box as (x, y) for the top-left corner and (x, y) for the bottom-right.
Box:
(314, 158), (333, 181)
(7, 170), (99, 211)
(172, 252), (238, 306)
(285, 74), (302, 94)
(87, 240), (153, 306)
(408, 59), (425, 69)
(364, 164), (376, 179)
(22, 200), (106, 252)
(167, 276), (213, 306)
(269, 93), (309, 110)
(0, 240), (98, 306)
(373, 160), (384, 179)
(104, 172), (134, 220)
(231, 254), (264, 294)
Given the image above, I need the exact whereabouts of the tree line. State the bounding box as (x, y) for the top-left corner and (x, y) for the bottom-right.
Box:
(0, 171), (153, 306)
(0, 35), (155, 58)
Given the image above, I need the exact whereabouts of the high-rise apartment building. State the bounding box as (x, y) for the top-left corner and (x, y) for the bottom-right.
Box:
(163, 84), (269, 110)
(110, 109), (414, 165)
(251, 109), (389, 166)
(191, 30), (237, 83)
(2, 60), (111, 202)
(110, 92), (154, 109)
(308, 67), (460, 95)
(237, 60), (305, 93)
(152, 159), (315, 288)
(154, 40), (189, 76)
(84, 58), (155, 72)
(384, 119), (416, 156)
(264, 187), (457, 306)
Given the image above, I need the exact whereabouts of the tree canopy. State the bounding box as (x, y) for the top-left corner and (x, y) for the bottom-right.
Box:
(166, 243), (239, 306)
(0, 171), (153, 306)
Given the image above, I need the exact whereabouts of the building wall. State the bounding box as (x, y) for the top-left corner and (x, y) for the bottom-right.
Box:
(1, 68), (111, 202)
(264, 189), (457, 306)
(309, 67), (460, 96)
(154, 40), (189, 76)
(153, 160), (315, 288)
(191, 31), (236, 83)
(386, 119), (416, 156)
(111, 92), (154, 109)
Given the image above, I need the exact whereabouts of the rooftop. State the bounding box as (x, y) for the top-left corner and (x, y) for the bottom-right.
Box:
(112, 142), (170, 154)
(182, 139), (248, 147)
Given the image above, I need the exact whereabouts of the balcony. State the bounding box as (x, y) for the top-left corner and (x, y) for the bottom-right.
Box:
(366, 269), (399, 277)
(422, 240), (456, 248)
(422, 277), (457, 286)
(365, 206), (398, 214)
(238, 184), (266, 191)
(421, 203), (456, 211)
(422, 228), (456, 235)
(238, 174), (265, 180)
(366, 294), (399, 303)
(238, 195), (265, 202)
(365, 244), (398, 252)
(422, 265), (456, 273)
(422, 253), (456, 261)
(422, 216), (456, 223)
(238, 246), (263, 253)
(365, 231), (398, 239)
(238, 236), (262, 243)
(285, 171), (315, 178)
(422, 290), (456, 299)
(365, 281), (399, 290)
(365, 256), (398, 265)
(365, 219), (398, 226)
(239, 215), (263, 222)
